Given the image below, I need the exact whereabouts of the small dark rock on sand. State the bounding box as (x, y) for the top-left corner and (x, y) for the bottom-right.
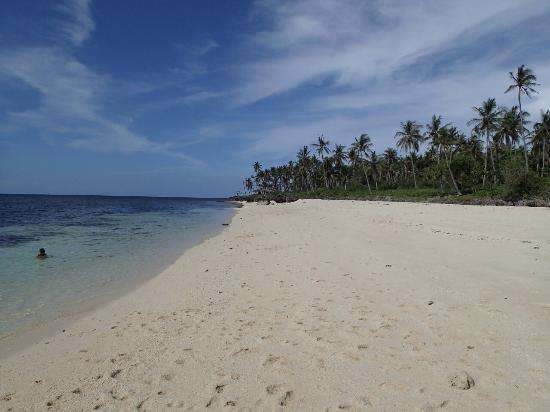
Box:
(450, 371), (475, 390)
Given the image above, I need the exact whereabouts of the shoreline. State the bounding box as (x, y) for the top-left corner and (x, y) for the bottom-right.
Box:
(0, 206), (236, 359)
(1, 200), (548, 410)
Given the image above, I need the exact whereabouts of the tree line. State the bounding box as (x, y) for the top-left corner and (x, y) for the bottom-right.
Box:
(243, 66), (549, 200)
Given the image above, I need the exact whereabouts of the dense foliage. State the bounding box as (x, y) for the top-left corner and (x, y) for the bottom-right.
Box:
(242, 66), (549, 203)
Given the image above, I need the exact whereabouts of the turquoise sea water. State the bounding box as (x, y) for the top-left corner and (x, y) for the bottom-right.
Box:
(0, 195), (234, 337)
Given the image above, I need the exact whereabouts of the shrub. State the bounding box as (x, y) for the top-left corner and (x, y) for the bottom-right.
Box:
(502, 155), (543, 200)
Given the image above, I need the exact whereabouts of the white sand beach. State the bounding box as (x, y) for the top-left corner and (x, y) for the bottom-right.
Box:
(1, 200), (549, 411)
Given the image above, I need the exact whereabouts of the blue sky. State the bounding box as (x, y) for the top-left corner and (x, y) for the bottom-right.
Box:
(1, 0), (549, 197)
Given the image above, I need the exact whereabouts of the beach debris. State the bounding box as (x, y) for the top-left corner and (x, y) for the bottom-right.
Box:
(466, 345), (475, 350)
(428, 300), (434, 305)
(225, 400), (236, 406)
(215, 383), (226, 393)
(279, 390), (294, 406)
(110, 369), (122, 378)
(136, 397), (149, 410)
(357, 344), (368, 350)
(222, 223), (229, 226)
(2, 393), (14, 402)
(449, 371), (475, 390)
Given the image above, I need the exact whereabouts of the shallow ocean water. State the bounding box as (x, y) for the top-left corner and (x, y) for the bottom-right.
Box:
(0, 195), (234, 337)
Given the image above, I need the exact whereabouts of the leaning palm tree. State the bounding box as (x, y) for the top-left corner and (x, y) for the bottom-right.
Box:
(312, 134), (331, 187)
(438, 126), (462, 195)
(351, 133), (373, 193)
(468, 98), (502, 186)
(505, 65), (539, 172)
(395, 121), (423, 188)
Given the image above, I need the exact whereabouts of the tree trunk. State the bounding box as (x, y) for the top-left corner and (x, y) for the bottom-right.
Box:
(444, 149), (461, 195)
(482, 135), (488, 187)
(542, 134), (546, 177)
(518, 91), (529, 173)
(411, 155), (417, 188)
(437, 146), (443, 191)
(362, 165), (372, 193)
(489, 137), (497, 185)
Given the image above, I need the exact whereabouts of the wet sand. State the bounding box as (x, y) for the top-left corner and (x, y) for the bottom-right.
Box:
(1, 200), (549, 410)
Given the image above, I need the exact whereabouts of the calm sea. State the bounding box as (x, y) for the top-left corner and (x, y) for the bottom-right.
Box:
(0, 194), (234, 338)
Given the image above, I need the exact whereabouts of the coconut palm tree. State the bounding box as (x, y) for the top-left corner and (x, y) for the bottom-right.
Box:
(332, 144), (347, 188)
(505, 65), (539, 172)
(383, 148), (398, 184)
(312, 135), (331, 187)
(438, 126), (462, 195)
(395, 121), (423, 188)
(243, 177), (253, 193)
(296, 146), (311, 191)
(352, 134), (374, 193)
(425, 115), (450, 190)
(495, 106), (524, 149)
(369, 151), (379, 190)
(468, 98), (502, 186)
(533, 110), (550, 176)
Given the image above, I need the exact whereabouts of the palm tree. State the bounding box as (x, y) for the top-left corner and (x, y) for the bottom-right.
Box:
(369, 151), (379, 190)
(438, 126), (462, 195)
(296, 146), (311, 191)
(332, 144), (347, 188)
(533, 110), (550, 176)
(243, 177), (253, 193)
(395, 121), (423, 188)
(495, 106), (524, 149)
(352, 134), (373, 193)
(425, 115), (449, 190)
(468, 98), (501, 186)
(505, 65), (539, 172)
(312, 135), (331, 187)
(383, 148), (398, 184)
(253, 161), (262, 174)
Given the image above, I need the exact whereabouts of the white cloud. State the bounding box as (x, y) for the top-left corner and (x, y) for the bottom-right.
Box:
(56, 0), (95, 46)
(0, 47), (203, 165)
(234, 0), (547, 104)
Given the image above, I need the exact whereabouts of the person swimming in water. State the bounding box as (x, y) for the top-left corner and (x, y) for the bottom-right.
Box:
(36, 248), (48, 259)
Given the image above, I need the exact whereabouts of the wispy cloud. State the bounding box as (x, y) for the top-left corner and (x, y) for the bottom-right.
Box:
(0, 1), (207, 165)
(234, 0), (548, 104)
(225, 0), (550, 161)
(56, 0), (95, 46)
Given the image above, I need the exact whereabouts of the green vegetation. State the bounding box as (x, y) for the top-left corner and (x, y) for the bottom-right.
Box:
(240, 65), (549, 206)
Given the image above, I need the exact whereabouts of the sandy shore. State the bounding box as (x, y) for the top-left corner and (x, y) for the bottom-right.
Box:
(1, 200), (549, 410)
